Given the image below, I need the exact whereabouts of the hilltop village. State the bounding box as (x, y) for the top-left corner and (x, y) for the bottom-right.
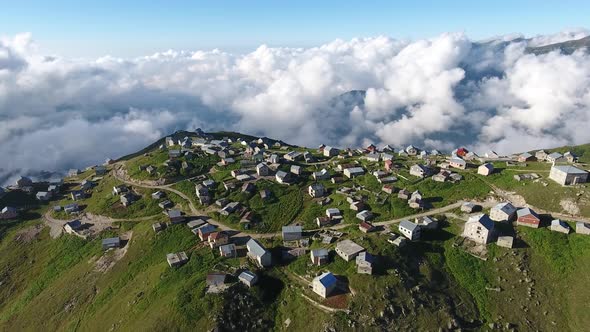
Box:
(2, 130), (590, 330)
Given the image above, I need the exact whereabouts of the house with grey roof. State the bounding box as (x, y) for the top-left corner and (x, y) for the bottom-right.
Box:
(497, 236), (514, 248)
(167, 252), (189, 267)
(343, 167), (364, 178)
(462, 214), (495, 244)
(399, 220), (421, 240)
(356, 210), (373, 222)
(282, 226), (302, 241)
(238, 270), (258, 287)
(36, 191), (51, 201)
(166, 209), (184, 223)
(546, 152), (565, 163)
(312, 272), (337, 298)
(535, 150), (548, 161)
(64, 203), (79, 214)
(313, 168), (330, 180)
(549, 165), (588, 185)
(219, 243), (237, 258)
(64, 219), (83, 234)
(0, 207), (18, 220)
(356, 252), (374, 275)
(518, 152), (535, 162)
(102, 237), (121, 250)
(256, 163), (270, 176)
(310, 249), (330, 266)
(409, 164), (431, 178)
(550, 219), (570, 234)
(490, 202), (517, 222)
(246, 238), (272, 267)
(449, 158), (467, 170)
(323, 146), (339, 157)
(275, 170), (290, 184)
(308, 183), (325, 198)
(290, 165), (302, 175)
(576, 222), (590, 235)
(478, 163), (494, 176)
(335, 239), (365, 261)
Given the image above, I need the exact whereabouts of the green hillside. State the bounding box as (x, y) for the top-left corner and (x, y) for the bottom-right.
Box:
(1, 133), (590, 331)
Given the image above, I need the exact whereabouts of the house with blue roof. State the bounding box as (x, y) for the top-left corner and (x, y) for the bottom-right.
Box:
(312, 271), (337, 298)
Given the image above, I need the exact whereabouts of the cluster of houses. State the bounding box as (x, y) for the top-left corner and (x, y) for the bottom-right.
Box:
(460, 201), (590, 248)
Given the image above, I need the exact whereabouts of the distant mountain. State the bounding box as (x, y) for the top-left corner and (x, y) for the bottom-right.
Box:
(526, 35), (590, 55)
(330, 90), (366, 109)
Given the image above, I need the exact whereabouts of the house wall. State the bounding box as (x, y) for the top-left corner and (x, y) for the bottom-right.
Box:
(490, 209), (512, 222)
(517, 216), (540, 228)
(463, 223), (491, 244)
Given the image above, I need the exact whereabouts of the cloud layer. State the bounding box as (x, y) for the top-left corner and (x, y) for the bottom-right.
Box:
(1, 30), (590, 184)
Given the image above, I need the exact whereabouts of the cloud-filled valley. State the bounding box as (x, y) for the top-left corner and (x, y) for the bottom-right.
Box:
(1, 29), (590, 184)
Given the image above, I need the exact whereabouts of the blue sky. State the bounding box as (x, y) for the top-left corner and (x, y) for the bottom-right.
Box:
(2, 0), (589, 57)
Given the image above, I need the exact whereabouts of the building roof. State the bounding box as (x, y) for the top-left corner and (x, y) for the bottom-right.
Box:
(198, 224), (217, 234)
(356, 251), (374, 264)
(399, 220), (419, 231)
(493, 202), (517, 215)
(336, 239), (365, 256)
(467, 214), (494, 230)
(219, 243), (236, 255)
(167, 209), (182, 218)
(206, 273), (226, 285)
(65, 219), (82, 229)
(316, 272), (337, 288)
(551, 219), (569, 228)
(552, 165), (588, 175)
(102, 237), (120, 246)
(282, 225), (302, 234)
(479, 163), (494, 170)
(548, 152), (563, 158)
(520, 152), (533, 159)
(238, 270), (257, 283)
(450, 157), (466, 165)
(356, 210), (372, 219)
(311, 248), (329, 257)
(517, 207), (539, 219)
(246, 238), (268, 257)
(345, 167), (364, 174)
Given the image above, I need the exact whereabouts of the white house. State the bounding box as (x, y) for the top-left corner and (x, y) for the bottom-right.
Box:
(238, 270), (258, 287)
(462, 214), (495, 244)
(478, 163), (494, 176)
(335, 239), (365, 261)
(449, 158), (467, 170)
(275, 171), (290, 184)
(246, 239), (272, 267)
(490, 202), (517, 222)
(324, 146), (339, 157)
(399, 220), (421, 240)
(256, 163), (270, 176)
(549, 165), (588, 185)
(409, 164), (430, 178)
(308, 183), (325, 198)
(546, 152), (565, 163)
(576, 222), (590, 235)
(343, 167), (364, 178)
(310, 248), (329, 266)
(550, 219), (570, 234)
(282, 226), (302, 241)
(312, 272), (337, 298)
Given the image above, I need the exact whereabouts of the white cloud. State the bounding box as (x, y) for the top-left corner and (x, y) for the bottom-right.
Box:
(1, 30), (590, 184)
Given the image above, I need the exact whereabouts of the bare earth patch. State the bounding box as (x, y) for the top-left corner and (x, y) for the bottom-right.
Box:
(14, 225), (44, 244)
(560, 199), (580, 215)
